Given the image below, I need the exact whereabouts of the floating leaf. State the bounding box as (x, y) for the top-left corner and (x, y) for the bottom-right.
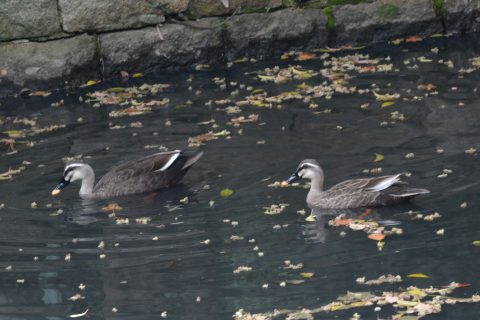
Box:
(456, 283), (472, 287)
(220, 188), (234, 198)
(397, 300), (418, 307)
(3, 130), (26, 138)
(407, 273), (430, 279)
(374, 153), (384, 162)
(131, 73), (143, 78)
(305, 213), (317, 222)
(381, 101), (395, 108)
(251, 88), (265, 95)
(296, 52), (316, 61)
(368, 233), (386, 241)
(69, 309), (89, 318)
(405, 35), (423, 43)
(300, 272), (314, 278)
(334, 218), (353, 226)
(373, 91), (400, 101)
(84, 80), (99, 87)
(102, 203), (122, 212)
(407, 288), (427, 297)
(472, 240), (480, 246)
(29, 90), (51, 97)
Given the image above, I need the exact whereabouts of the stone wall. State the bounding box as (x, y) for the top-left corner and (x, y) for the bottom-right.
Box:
(0, 0), (479, 94)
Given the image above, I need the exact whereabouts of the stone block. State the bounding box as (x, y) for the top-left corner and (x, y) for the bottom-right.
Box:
(187, 0), (282, 18)
(444, 0), (480, 33)
(225, 9), (328, 59)
(0, 34), (98, 88)
(99, 18), (223, 75)
(58, 0), (188, 32)
(0, 0), (62, 41)
(334, 0), (443, 45)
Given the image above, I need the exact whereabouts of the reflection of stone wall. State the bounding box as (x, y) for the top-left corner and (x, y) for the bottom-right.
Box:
(0, 0), (479, 93)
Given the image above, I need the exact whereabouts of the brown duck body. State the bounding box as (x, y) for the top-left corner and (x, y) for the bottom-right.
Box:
(288, 159), (430, 209)
(306, 175), (429, 209)
(52, 150), (203, 199)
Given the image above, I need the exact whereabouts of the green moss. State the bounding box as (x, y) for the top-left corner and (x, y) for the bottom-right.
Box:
(282, 0), (299, 8)
(323, 6), (335, 31)
(434, 0), (445, 17)
(377, 4), (400, 19)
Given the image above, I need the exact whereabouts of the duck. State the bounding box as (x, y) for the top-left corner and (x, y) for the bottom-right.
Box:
(51, 150), (203, 199)
(287, 159), (429, 209)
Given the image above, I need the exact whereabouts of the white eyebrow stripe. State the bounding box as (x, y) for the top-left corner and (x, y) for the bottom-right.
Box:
(64, 164), (83, 173)
(300, 162), (320, 169)
(157, 150), (181, 172)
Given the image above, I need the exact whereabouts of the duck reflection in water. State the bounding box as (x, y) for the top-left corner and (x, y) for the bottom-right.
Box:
(300, 204), (429, 243)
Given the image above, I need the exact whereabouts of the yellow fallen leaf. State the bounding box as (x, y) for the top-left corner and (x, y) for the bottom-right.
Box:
(305, 213), (317, 222)
(472, 240), (480, 246)
(220, 188), (234, 198)
(408, 288), (427, 297)
(381, 101), (395, 108)
(84, 80), (99, 87)
(373, 91), (400, 101)
(374, 153), (384, 162)
(258, 75), (275, 81)
(132, 73), (143, 78)
(3, 130), (26, 138)
(107, 87), (126, 92)
(407, 273), (430, 279)
(300, 272), (314, 278)
(397, 300), (418, 307)
(390, 38), (404, 45)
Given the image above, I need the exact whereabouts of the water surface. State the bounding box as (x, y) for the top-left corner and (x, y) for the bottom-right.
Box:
(1, 34), (480, 319)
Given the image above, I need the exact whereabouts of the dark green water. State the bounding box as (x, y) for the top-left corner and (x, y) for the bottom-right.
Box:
(1, 34), (480, 319)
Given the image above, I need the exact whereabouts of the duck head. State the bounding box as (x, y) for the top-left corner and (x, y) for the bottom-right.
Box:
(287, 159), (323, 184)
(51, 163), (93, 196)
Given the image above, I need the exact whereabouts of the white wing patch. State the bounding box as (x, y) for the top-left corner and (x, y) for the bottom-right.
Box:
(156, 150), (181, 172)
(364, 174), (402, 192)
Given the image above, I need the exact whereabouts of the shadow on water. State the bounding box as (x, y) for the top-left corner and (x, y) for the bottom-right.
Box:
(1, 34), (480, 319)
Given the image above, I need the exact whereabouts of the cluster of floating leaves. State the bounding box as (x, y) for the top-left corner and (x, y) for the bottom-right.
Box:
(234, 281), (479, 320)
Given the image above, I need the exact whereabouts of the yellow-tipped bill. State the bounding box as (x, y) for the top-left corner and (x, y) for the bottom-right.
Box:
(52, 178), (70, 196)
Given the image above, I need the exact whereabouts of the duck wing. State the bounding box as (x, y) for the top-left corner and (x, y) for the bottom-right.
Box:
(93, 150), (202, 196)
(329, 174), (404, 193)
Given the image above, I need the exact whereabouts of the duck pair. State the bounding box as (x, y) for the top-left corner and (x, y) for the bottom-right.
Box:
(52, 152), (429, 208)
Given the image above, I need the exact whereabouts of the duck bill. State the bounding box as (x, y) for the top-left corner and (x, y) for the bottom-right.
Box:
(287, 173), (301, 184)
(51, 178), (70, 196)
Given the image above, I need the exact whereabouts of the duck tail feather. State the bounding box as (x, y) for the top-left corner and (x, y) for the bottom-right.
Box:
(181, 151), (204, 170)
(390, 188), (430, 198)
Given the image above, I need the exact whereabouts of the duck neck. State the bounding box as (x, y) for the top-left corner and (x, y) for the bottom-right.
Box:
(309, 171), (325, 194)
(79, 165), (95, 196)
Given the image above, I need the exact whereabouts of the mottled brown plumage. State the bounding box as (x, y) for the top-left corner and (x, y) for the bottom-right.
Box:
(287, 159), (429, 209)
(52, 150), (203, 199)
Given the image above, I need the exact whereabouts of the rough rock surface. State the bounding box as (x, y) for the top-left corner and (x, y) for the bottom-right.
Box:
(334, 0), (443, 45)
(444, 0), (480, 33)
(0, 0), (62, 41)
(58, 0), (188, 32)
(0, 34), (98, 89)
(99, 18), (223, 76)
(225, 9), (328, 59)
(187, 0), (282, 18)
